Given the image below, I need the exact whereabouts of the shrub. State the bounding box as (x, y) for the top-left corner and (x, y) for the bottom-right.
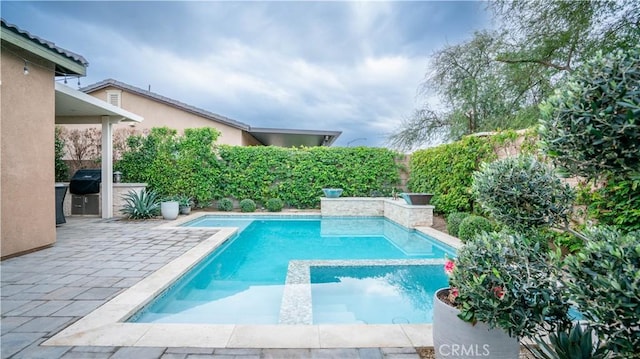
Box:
(217, 145), (401, 208)
(409, 135), (496, 215)
(449, 231), (571, 339)
(472, 155), (575, 234)
(54, 126), (69, 182)
(239, 199), (256, 212)
(176, 195), (193, 208)
(531, 322), (608, 359)
(457, 215), (493, 242)
(120, 189), (160, 219)
(582, 178), (640, 232)
(116, 127), (222, 206)
(563, 227), (640, 357)
(217, 198), (233, 212)
(265, 198), (284, 212)
(539, 46), (640, 181)
(446, 212), (471, 237)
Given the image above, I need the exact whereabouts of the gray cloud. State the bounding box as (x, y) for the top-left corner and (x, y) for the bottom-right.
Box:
(2, 1), (489, 147)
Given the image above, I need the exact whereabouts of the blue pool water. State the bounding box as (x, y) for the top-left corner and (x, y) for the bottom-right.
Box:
(311, 265), (448, 324)
(129, 216), (454, 324)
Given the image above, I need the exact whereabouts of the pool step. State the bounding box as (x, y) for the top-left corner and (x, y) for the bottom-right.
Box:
(137, 309), (278, 324)
(313, 303), (362, 324)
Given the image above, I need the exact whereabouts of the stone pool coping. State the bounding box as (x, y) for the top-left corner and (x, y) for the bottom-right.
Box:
(44, 212), (461, 348)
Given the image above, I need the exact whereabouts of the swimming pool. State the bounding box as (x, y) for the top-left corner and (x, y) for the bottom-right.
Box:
(129, 216), (454, 325)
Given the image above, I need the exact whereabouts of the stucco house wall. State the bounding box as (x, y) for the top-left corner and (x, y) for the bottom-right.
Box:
(86, 86), (254, 146)
(1, 45), (57, 258)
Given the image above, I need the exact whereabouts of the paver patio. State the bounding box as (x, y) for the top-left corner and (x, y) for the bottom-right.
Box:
(1, 216), (422, 359)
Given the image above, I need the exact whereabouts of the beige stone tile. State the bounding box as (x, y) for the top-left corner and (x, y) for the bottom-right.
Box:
(43, 323), (151, 346)
(318, 324), (413, 348)
(227, 325), (320, 348)
(401, 324), (433, 347)
(416, 226), (462, 249)
(135, 324), (234, 347)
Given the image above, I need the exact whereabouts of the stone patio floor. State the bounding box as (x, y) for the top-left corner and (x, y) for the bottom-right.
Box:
(1, 216), (423, 358)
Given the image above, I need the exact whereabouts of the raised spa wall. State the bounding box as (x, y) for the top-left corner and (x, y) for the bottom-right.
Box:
(320, 197), (434, 228)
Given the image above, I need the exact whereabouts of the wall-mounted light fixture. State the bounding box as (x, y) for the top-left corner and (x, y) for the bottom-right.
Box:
(23, 60), (29, 75)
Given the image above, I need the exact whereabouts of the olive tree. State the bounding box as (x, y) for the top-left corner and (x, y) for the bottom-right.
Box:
(539, 47), (640, 180)
(471, 155), (577, 236)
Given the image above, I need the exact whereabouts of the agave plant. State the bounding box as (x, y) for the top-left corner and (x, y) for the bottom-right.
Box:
(529, 322), (610, 359)
(120, 189), (160, 219)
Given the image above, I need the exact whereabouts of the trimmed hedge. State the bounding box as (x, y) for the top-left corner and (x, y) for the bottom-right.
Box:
(446, 212), (471, 237)
(217, 198), (233, 212)
(458, 215), (494, 242)
(408, 135), (497, 215)
(117, 130), (401, 209)
(216, 145), (401, 208)
(116, 127), (221, 207)
(239, 199), (257, 212)
(265, 198), (284, 212)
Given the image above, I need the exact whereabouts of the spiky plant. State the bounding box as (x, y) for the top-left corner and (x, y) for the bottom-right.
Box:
(120, 189), (160, 219)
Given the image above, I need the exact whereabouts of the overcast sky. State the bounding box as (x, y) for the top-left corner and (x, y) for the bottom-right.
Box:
(2, 1), (489, 147)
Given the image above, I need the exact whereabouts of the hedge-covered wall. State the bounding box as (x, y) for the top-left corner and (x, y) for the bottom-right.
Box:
(217, 145), (401, 208)
(407, 130), (529, 215)
(116, 127), (402, 209)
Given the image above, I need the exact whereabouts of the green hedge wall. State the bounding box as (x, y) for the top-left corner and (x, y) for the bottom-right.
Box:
(217, 145), (401, 208)
(116, 128), (401, 209)
(408, 135), (497, 215)
(116, 127), (222, 206)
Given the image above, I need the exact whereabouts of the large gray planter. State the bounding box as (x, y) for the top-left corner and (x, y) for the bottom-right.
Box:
(433, 288), (520, 359)
(161, 201), (179, 220)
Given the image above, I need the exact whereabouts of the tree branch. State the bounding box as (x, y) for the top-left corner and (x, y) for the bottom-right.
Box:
(496, 57), (572, 72)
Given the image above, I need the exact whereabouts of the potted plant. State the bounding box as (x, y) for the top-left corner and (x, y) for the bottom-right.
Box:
(434, 231), (571, 359)
(160, 196), (180, 220)
(177, 195), (193, 215)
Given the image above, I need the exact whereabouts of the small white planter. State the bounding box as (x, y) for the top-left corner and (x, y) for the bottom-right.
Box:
(161, 201), (179, 220)
(433, 288), (520, 359)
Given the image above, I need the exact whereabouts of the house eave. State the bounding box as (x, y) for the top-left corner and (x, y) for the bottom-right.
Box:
(1, 26), (86, 76)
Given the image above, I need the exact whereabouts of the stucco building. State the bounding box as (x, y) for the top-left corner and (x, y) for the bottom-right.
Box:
(1, 19), (88, 258)
(1, 19), (142, 258)
(80, 79), (342, 147)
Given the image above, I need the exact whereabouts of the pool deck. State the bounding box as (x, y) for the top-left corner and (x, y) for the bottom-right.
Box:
(1, 212), (461, 358)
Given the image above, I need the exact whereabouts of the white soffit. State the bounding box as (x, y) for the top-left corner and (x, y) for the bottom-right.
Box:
(55, 82), (143, 124)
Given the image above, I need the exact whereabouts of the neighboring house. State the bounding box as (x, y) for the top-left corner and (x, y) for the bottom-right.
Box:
(1, 19), (142, 258)
(79, 79), (342, 147)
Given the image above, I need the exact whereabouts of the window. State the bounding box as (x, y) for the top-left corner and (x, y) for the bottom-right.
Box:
(106, 90), (122, 107)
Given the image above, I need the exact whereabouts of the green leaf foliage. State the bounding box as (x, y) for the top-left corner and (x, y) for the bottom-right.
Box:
(408, 135), (496, 215)
(563, 227), (640, 358)
(580, 178), (640, 232)
(115, 127), (221, 207)
(530, 322), (609, 359)
(450, 231), (571, 339)
(265, 198), (284, 212)
(217, 198), (233, 212)
(446, 212), (471, 237)
(54, 126), (69, 181)
(116, 128), (399, 209)
(239, 199), (256, 213)
(472, 155), (575, 233)
(120, 189), (160, 219)
(539, 46), (640, 181)
(457, 215), (493, 242)
(216, 146), (400, 208)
